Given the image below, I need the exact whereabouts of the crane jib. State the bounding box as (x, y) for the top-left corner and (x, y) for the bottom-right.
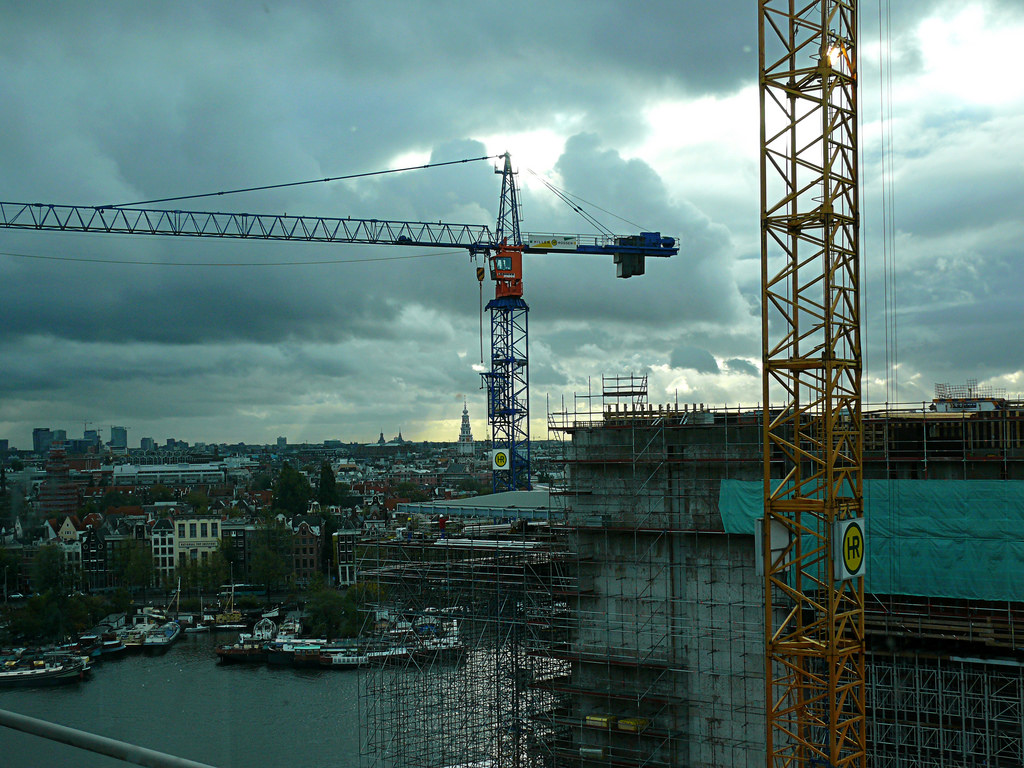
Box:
(0, 202), (677, 266)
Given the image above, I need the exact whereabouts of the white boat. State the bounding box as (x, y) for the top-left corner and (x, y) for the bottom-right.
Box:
(319, 645), (368, 669)
(119, 615), (159, 652)
(142, 621), (182, 654)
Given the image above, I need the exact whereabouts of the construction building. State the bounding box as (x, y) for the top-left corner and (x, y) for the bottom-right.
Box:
(359, 375), (1024, 768)
(38, 445), (80, 518)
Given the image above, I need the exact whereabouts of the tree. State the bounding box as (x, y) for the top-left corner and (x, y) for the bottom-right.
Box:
(32, 545), (68, 596)
(252, 472), (273, 491)
(0, 546), (20, 596)
(250, 543), (288, 597)
(272, 463), (312, 516)
(200, 550), (229, 594)
(120, 541), (155, 598)
(319, 514), (339, 578)
(305, 585), (360, 640)
(457, 478), (492, 496)
(317, 460), (339, 506)
(150, 484), (175, 503)
(185, 490), (209, 513)
(251, 515), (292, 597)
(395, 481), (429, 502)
(100, 490), (129, 511)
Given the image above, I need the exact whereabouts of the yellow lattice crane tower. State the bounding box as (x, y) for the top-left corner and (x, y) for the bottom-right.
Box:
(759, 2), (866, 767)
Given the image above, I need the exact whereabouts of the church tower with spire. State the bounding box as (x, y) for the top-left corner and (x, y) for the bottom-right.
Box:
(457, 399), (475, 456)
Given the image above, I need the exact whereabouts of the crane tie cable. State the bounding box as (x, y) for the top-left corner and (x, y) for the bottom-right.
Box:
(102, 155), (503, 209)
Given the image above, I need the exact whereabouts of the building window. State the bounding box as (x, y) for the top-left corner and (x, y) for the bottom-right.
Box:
(178, 524), (186, 538)
(201, 523), (208, 537)
(211, 523), (218, 537)
(189, 523), (197, 538)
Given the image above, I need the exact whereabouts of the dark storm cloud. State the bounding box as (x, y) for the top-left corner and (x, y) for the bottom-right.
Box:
(724, 358), (758, 377)
(1, 1), (1021, 443)
(670, 345), (720, 374)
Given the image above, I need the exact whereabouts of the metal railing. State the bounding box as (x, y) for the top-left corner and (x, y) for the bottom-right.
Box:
(0, 708), (218, 768)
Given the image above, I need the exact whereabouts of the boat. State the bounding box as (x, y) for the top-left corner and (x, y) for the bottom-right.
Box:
(0, 653), (88, 688)
(142, 621), (182, 654)
(73, 634), (104, 659)
(292, 642), (329, 668)
(215, 637), (267, 664)
(364, 639), (414, 665)
(119, 614), (159, 652)
(98, 633), (128, 657)
(265, 640), (297, 666)
(414, 619), (465, 661)
(213, 580), (246, 630)
(319, 644), (368, 670)
(184, 622), (210, 634)
(277, 617), (302, 639)
(215, 617), (275, 664)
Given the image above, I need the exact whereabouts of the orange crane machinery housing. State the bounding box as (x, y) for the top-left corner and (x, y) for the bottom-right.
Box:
(759, 2), (866, 767)
(0, 154), (677, 491)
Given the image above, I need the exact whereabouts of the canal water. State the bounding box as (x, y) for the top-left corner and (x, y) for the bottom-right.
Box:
(0, 631), (361, 768)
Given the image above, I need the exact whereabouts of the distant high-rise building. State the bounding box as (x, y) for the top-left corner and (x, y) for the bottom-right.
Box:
(140, 437), (155, 452)
(52, 429), (67, 444)
(83, 429), (100, 447)
(458, 400), (475, 456)
(0, 438), (9, 455)
(277, 436), (287, 449)
(32, 427), (53, 455)
(110, 426), (128, 450)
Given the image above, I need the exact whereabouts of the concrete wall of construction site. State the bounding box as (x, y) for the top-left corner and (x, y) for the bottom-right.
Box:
(720, 479), (1024, 603)
(565, 420), (766, 767)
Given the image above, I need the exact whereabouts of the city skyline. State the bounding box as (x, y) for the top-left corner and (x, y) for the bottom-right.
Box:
(2, 2), (1022, 446)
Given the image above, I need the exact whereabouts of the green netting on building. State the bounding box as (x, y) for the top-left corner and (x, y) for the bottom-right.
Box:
(719, 479), (1024, 603)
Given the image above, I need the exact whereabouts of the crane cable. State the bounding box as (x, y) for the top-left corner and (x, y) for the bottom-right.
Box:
(102, 154), (503, 209)
(525, 168), (647, 236)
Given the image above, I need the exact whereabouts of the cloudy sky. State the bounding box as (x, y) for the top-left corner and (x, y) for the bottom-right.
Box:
(2, 1), (1022, 448)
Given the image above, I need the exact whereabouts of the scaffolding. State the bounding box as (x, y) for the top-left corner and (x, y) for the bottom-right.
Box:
(359, 386), (1024, 767)
(358, 532), (572, 768)
(543, 376), (766, 767)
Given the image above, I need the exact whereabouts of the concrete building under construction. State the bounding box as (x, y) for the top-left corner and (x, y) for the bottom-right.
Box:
(360, 375), (1024, 767)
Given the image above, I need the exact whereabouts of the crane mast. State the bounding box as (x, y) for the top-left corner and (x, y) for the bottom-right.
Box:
(759, 2), (866, 767)
(482, 154), (530, 492)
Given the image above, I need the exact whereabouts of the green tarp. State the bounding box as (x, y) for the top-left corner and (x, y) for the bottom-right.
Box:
(719, 479), (1024, 602)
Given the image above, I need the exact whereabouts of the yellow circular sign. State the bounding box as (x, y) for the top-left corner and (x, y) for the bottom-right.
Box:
(842, 521), (864, 575)
(494, 451), (508, 468)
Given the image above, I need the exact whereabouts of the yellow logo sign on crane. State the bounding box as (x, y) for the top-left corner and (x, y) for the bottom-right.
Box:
(834, 518), (866, 580)
(491, 449), (509, 471)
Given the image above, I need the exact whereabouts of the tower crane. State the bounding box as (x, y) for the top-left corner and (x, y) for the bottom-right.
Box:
(759, 2), (866, 767)
(0, 153), (677, 490)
